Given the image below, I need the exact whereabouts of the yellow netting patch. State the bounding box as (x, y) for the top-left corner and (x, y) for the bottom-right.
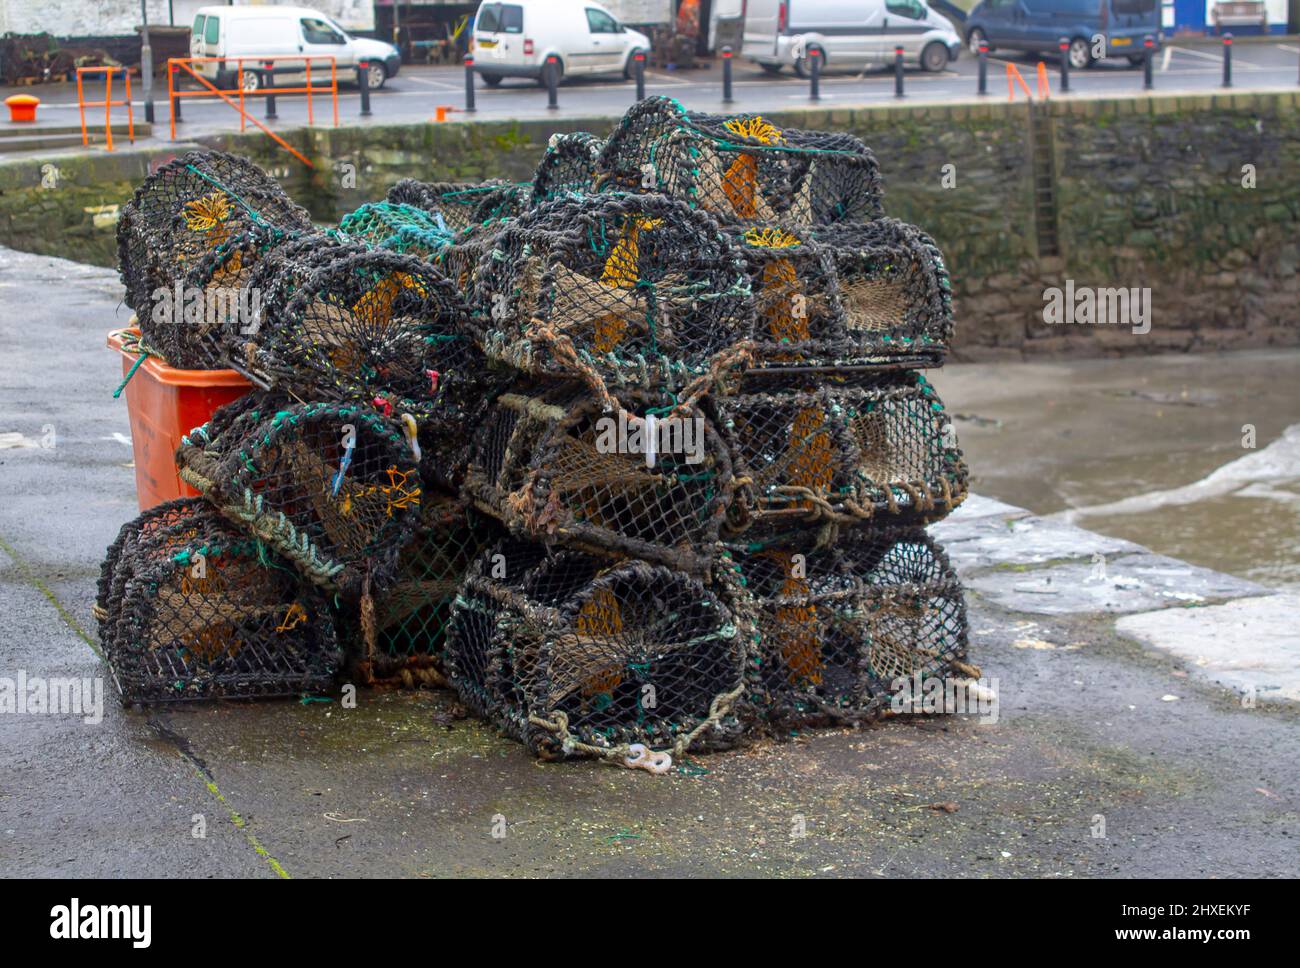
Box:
(767, 551), (822, 686)
(576, 587), (624, 697)
(787, 405), (834, 506)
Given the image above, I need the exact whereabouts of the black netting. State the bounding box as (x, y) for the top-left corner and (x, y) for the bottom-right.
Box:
(464, 382), (732, 573)
(100, 500), (340, 703)
(596, 97), (884, 227)
(117, 149), (312, 366)
(531, 132), (604, 204)
(447, 543), (746, 759)
(714, 370), (968, 542)
(731, 218), (953, 369)
(471, 192), (753, 396)
(175, 396), (422, 597)
(385, 178), (528, 231)
(726, 527), (968, 726)
(341, 497), (505, 687)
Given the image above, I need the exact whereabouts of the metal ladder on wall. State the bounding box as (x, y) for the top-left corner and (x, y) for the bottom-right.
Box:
(1028, 103), (1060, 258)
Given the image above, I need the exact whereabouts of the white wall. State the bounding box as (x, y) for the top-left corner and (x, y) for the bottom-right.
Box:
(0, 0), (376, 37)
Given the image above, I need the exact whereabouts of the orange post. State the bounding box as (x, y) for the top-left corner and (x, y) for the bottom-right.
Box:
(1036, 60), (1051, 99)
(1006, 62), (1033, 101)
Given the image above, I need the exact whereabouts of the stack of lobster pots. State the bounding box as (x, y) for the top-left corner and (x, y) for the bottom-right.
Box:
(96, 97), (976, 772)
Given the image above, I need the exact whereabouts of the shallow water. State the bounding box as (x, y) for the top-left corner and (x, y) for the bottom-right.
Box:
(929, 350), (1300, 591)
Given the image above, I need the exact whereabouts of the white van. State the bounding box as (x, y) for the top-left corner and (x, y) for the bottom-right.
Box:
(189, 6), (401, 91)
(742, 0), (961, 75)
(471, 0), (652, 86)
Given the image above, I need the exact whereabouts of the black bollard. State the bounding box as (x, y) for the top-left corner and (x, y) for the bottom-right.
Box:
(263, 61), (277, 119)
(1222, 33), (1233, 88)
(545, 55), (559, 110)
(357, 59), (372, 116)
(1143, 35), (1154, 90)
(894, 46), (904, 98)
(978, 43), (988, 95)
(809, 47), (821, 100)
(1058, 37), (1070, 93)
(634, 51), (646, 101)
(171, 63), (182, 122)
(722, 46), (734, 104)
(464, 54), (476, 113)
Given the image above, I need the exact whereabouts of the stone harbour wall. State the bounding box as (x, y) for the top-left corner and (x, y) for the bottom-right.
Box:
(1, 90), (1296, 359)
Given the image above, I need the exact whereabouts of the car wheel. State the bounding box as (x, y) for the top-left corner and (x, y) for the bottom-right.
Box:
(921, 41), (948, 73)
(1127, 55), (1146, 68)
(366, 62), (387, 90)
(1068, 37), (1092, 70)
(792, 45), (824, 79)
(482, 73), (503, 87)
(623, 48), (646, 79)
(759, 63), (783, 75)
(239, 69), (261, 93)
(967, 28), (991, 56)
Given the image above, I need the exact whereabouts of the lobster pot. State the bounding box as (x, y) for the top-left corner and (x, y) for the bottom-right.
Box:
(714, 370), (967, 542)
(336, 201), (460, 260)
(810, 219), (954, 366)
(96, 497), (216, 651)
(729, 528), (968, 724)
(385, 178), (528, 232)
(117, 150), (313, 367)
(596, 97), (883, 227)
(351, 498), (505, 687)
(447, 544), (747, 759)
(464, 384), (733, 574)
(175, 397), (422, 598)
(242, 246), (475, 426)
(531, 132), (604, 204)
(174, 224), (308, 369)
(102, 501), (340, 703)
(733, 219), (954, 370)
(472, 193), (753, 395)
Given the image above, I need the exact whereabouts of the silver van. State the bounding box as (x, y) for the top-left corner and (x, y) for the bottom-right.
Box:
(742, 0), (962, 75)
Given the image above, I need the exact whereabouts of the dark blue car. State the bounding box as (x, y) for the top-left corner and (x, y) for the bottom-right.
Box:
(965, 0), (1161, 69)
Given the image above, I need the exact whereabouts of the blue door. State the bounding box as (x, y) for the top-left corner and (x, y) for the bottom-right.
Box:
(1172, 0), (1206, 32)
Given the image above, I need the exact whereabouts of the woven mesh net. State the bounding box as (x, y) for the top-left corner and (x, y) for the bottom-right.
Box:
(98, 499), (341, 703)
(343, 497), (505, 687)
(714, 370), (968, 542)
(336, 201), (460, 259)
(472, 192), (753, 396)
(385, 178), (528, 232)
(726, 527), (968, 726)
(175, 396), (422, 598)
(596, 97), (883, 227)
(530, 132), (604, 204)
(733, 218), (953, 369)
(117, 150), (313, 367)
(464, 383), (733, 573)
(447, 542), (747, 759)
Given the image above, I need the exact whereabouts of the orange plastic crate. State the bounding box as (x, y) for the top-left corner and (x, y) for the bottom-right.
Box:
(108, 328), (251, 511)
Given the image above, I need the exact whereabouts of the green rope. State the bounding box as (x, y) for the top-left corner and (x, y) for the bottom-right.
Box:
(113, 351), (148, 399)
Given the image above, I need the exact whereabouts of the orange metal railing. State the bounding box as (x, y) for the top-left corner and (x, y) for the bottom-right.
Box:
(167, 56), (339, 167)
(76, 66), (134, 151)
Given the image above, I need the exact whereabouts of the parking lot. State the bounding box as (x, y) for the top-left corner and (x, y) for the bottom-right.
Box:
(4, 38), (1298, 145)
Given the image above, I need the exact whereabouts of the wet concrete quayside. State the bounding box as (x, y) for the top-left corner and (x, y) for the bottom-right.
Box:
(1, 249), (1296, 878)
